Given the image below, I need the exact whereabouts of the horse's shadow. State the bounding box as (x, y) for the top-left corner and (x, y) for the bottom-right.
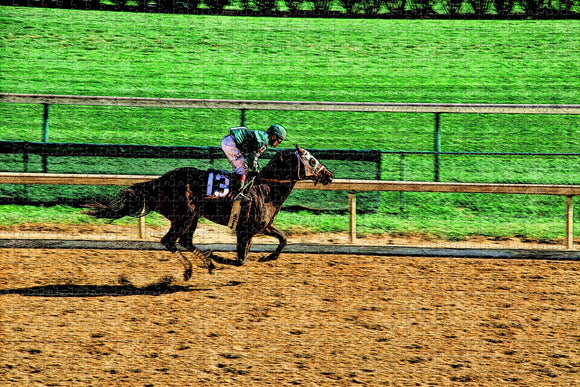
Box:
(0, 279), (242, 298)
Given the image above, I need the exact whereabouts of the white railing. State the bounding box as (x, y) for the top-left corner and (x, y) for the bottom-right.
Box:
(0, 172), (577, 249)
(2, 93), (580, 114)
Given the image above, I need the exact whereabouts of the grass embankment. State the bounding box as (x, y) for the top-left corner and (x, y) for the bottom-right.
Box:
(1, 8), (579, 241)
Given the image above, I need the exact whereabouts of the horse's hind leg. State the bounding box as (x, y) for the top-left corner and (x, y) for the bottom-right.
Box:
(178, 214), (199, 251)
(258, 224), (287, 262)
(161, 217), (194, 281)
(178, 215), (216, 275)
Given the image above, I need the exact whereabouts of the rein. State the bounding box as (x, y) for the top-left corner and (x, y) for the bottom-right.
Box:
(258, 177), (297, 183)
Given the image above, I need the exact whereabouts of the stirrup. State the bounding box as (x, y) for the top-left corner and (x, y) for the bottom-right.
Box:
(234, 192), (251, 202)
(232, 176), (254, 202)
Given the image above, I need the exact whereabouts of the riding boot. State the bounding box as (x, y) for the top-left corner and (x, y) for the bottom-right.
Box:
(234, 174), (251, 202)
(228, 174), (250, 229)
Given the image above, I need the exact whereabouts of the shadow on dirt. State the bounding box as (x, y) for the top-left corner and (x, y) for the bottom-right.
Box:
(0, 278), (219, 297)
(1, 284), (200, 297)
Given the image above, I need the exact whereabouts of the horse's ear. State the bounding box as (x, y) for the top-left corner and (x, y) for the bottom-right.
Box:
(295, 144), (304, 154)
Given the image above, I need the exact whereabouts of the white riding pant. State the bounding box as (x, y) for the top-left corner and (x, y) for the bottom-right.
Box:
(221, 134), (247, 175)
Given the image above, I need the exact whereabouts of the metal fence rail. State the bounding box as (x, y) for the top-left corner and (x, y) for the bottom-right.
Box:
(0, 172), (577, 249)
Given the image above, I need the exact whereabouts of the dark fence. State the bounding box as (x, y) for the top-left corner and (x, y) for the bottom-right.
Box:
(1, 0), (579, 17)
(0, 140), (381, 166)
(0, 140), (382, 212)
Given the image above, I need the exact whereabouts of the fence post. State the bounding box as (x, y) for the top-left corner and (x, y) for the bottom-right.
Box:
(400, 153), (406, 213)
(375, 150), (381, 212)
(42, 104), (50, 142)
(434, 112), (441, 182)
(42, 104), (50, 173)
(566, 195), (574, 249)
(240, 109), (247, 127)
(22, 142), (29, 172)
(349, 192), (356, 243)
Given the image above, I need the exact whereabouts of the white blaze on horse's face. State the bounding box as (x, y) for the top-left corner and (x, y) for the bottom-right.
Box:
(295, 149), (323, 178)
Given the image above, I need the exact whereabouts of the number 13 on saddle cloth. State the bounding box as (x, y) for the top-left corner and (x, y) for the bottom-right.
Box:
(205, 172), (231, 199)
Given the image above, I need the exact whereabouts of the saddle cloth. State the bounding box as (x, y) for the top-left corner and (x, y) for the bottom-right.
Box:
(205, 171), (232, 199)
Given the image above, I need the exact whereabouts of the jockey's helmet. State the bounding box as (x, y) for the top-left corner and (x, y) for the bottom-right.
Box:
(267, 124), (287, 141)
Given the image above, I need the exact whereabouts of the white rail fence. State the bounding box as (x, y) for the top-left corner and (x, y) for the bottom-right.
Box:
(3, 93), (580, 114)
(0, 172), (578, 249)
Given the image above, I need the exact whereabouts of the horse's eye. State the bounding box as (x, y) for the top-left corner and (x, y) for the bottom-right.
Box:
(309, 158), (317, 167)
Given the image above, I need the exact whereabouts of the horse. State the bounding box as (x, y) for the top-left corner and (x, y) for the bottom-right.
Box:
(85, 145), (334, 280)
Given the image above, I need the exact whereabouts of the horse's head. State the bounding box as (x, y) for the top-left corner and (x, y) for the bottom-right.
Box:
(294, 145), (334, 186)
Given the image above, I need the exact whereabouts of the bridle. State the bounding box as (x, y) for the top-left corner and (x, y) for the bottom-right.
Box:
(295, 150), (324, 179)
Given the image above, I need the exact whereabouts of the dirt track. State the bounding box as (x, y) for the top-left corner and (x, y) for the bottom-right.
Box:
(1, 242), (579, 386)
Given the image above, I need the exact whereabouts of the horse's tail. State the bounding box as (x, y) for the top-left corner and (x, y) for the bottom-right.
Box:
(84, 179), (158, 220)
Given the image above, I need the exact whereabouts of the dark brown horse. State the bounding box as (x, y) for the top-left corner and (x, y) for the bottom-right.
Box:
(86, 145), (334, 280)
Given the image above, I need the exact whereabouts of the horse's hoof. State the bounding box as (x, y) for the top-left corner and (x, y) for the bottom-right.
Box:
(183, 268), (192, 281)
(208, 262), (217, 276)
(259, 253), (278, 263)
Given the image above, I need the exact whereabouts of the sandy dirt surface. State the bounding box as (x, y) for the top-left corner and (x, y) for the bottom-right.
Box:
(0, 225), (579, 386)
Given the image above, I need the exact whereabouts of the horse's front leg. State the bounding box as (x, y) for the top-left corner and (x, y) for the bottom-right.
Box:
(234, 232), (253, 266)
(258, 224), (287, 262)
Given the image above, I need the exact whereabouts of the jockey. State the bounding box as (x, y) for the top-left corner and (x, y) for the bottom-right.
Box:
(221, 124), (287, 193)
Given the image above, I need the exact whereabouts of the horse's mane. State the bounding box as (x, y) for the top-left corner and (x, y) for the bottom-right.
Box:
(264, 148), (297, 168)
(269, 148), (294, 161)
(259, 148), (298, 180)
